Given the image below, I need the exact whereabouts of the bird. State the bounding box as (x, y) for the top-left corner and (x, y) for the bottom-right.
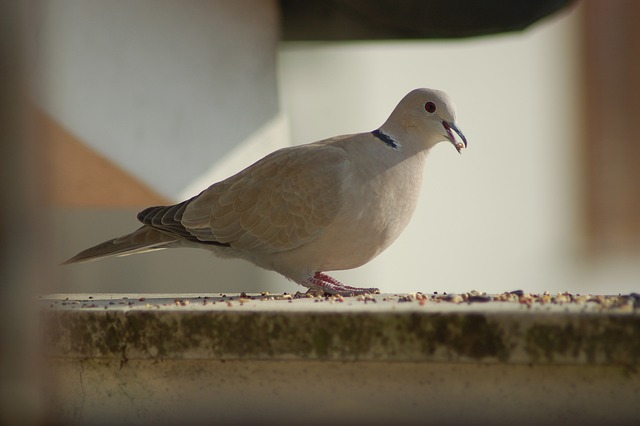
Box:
(64, 88), (467, 295)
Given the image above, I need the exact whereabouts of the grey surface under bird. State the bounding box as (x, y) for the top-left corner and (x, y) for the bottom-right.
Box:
(64, 88), (468, 295)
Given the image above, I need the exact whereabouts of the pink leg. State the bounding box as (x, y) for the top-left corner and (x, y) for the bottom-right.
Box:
(303, 272), (380, 296)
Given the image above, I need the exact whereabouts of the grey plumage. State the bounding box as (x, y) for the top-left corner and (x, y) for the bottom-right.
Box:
(64, 88), (467, 295)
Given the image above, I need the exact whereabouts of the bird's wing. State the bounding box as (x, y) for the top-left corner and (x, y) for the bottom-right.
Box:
(180, 141), (350, 254)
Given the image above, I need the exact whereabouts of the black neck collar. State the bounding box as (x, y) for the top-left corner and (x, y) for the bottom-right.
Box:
(371, 129), (399, 150)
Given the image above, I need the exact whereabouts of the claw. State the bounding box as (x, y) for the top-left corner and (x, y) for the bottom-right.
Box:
(304, 272), (380, 296)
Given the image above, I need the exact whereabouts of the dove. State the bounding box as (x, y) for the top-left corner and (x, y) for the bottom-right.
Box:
(64, 88), (467, 295)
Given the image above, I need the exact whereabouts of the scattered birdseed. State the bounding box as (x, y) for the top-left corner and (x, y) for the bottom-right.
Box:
(467, 295), (492, 303)
(42, 291), (639, 313)
(276, 294), (293, 301)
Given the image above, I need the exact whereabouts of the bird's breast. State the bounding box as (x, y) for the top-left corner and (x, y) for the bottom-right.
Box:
(310, 150), (428, 271)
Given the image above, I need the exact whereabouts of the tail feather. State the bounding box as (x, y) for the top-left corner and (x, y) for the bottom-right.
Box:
(62, 226), (180, 264)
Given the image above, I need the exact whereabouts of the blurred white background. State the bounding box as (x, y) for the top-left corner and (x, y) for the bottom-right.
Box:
(48, 1), (639, 295)
(278, 12), (581, 295)
(279, 2), (635, 295)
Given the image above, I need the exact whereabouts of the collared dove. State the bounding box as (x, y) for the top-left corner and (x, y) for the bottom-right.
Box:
(64, 88), (467, 295)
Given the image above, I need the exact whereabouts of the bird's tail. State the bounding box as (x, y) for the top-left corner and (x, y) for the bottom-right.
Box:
(62, 226), (180, 265)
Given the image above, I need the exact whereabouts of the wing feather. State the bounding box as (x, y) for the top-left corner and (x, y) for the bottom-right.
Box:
(182, 143), (348, 253)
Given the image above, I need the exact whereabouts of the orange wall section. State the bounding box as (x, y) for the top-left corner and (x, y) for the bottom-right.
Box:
(38, 107), (170, 208)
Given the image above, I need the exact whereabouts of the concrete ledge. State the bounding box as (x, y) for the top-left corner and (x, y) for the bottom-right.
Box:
(41, 292), (640, 425)
(43, 292), (640, 365)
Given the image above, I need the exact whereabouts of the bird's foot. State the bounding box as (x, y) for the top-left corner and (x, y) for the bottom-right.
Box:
(304, 272), (380, 296)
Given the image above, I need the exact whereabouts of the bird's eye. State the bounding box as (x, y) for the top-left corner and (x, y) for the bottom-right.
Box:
(424, 102), (436, 113)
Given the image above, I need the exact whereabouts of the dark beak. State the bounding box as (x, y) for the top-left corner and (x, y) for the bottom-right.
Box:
(442, 121), (467, 154)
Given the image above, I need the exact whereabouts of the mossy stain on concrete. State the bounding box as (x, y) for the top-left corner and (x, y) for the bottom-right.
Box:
(524, 316), (640, 365)
(45, 311), (146, 358)
(43, 309), (639, 365)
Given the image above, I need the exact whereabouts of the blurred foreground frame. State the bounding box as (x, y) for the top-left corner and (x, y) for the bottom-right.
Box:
(0, 2), (49, 426)
(581, 0), (640, 255)
(3, 0), (578, 425)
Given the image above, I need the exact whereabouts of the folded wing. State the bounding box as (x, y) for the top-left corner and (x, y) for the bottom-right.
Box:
(181, 143), (348, 254)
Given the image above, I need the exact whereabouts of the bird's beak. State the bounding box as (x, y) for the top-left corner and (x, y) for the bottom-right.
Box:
(442, 121), (467, 154)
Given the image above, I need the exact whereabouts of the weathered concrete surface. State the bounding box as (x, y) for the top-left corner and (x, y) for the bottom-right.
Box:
(40, 292), (640, 425)
(46, 359), (639, 426)
(42, 292), (640, 365)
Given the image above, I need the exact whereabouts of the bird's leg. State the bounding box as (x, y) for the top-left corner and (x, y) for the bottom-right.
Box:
(304, 272), (380, 296)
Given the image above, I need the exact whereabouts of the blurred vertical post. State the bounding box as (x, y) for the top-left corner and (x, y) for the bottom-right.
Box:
(581, 0), (640, 253)
(0, 1), (46, 425)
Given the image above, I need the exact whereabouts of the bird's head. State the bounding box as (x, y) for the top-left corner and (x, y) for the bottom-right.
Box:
(380, 88), (467, 154)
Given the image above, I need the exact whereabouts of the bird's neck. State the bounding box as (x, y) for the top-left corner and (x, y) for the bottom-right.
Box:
(377, 124), (433, 157)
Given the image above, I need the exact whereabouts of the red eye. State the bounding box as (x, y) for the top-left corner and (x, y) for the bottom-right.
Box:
(424, 102), (436, 113)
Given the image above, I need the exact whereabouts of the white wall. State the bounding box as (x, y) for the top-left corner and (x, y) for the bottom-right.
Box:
(43, 0), (288, 294)
(278, 4), (639, 295)
(34, 0), (281, 200)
